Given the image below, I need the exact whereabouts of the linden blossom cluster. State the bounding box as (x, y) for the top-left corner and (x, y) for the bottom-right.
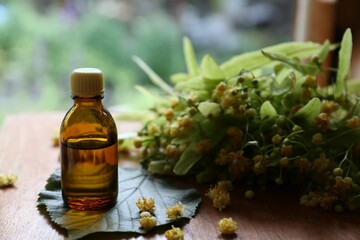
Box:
(217, 217), (238, 235)
(136, 76), (360, 212)
(134, 29), (360, 213)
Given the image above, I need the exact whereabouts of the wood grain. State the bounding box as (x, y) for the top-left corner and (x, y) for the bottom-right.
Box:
(0, 113), (359, 240)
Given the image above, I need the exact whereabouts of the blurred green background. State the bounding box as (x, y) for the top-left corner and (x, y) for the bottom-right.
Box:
(0, 0), (295, 123)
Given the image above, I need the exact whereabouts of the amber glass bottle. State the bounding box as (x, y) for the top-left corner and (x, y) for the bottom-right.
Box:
(60, 68), (118, 211)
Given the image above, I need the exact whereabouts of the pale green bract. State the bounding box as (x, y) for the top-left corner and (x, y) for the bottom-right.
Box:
(198, 102), (222, 117)
(260, 101), (277, 120)
(200, 54), (226, 81)
(335, 28), (353, 99)
(37, 167), (201, 240)
(220, 41), (326, 77)
(293, 97), (322, 125)
(183, 36), (199, 76)
(132, 56), (174, 95)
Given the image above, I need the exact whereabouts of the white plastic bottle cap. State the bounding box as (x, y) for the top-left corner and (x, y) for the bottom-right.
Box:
(70, 68), (104, 96)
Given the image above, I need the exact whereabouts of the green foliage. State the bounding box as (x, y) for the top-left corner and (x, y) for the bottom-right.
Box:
(38, 167), (201, 239)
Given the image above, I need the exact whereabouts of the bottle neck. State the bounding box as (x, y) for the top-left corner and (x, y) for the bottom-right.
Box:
(72, 94), (104, 106)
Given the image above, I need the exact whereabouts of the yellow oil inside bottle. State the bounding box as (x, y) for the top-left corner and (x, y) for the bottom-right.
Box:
(61, 139), (118, 211)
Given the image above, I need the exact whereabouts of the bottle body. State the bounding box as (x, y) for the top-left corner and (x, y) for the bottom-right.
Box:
(60, 96), (118, 211)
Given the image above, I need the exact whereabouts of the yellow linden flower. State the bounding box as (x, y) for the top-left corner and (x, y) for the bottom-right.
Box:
(206, 184), (231, 211)
(136, 197), (156, 213)
(217, 217), (238, 235)
(164, 225), (184, 240)
(139, 216), (157, 230)
(212, 191), (231, 211)
(0, 173), (18, 187)
(166, 202), (184, 220)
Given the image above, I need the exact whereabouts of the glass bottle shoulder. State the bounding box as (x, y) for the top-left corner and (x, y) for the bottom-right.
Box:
(60, 101), (117, 147)
(62, 102), (115, 125)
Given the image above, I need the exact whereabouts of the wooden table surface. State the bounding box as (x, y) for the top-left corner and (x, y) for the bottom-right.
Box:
(1, 113), (360, 240)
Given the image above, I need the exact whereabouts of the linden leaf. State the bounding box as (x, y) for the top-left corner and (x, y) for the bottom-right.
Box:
(38, 167), (201, 240)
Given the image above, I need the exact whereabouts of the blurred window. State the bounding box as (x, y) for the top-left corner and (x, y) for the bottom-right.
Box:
(0, 0), (296, 122)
